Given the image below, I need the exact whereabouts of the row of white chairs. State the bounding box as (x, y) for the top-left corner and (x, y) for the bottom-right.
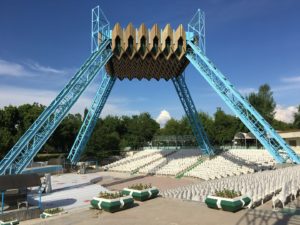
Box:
(162, 165), (300, 208)
(154, 149), (201, 176)
(185, 149), (275, 180)
(104, 149), (161, 169)
(105, 149), (175, 173)
(227, 149), (275, 166)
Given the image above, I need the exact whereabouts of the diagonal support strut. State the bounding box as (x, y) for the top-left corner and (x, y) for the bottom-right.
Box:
(186, 40), (300, 164)
(68, 72), (116, 164)
(172, 75), (214, 155)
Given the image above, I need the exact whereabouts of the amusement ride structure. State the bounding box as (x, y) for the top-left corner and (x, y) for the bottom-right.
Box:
(0, 5), (299, 175)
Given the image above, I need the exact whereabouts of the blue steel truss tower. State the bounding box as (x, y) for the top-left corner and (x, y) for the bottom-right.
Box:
(186, 10), (300, 164)
(0, 5), (299, 175)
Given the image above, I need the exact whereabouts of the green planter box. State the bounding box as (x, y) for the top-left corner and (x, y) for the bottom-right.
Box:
(122, 187), (159, 201)
(90, 196), (134, 213)
(0, 220), (19, 225)
(205, 195), (251, 212)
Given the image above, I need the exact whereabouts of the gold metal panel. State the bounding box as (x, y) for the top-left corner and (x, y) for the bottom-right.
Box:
(124, 23), (136, 59)
(137, 23), (148, 59)
(112, 23), (124, 59)
(173, 24), (186, 60)
(161, 24), (173, 59)
(149, 24), (161, 59)
(107, 23), (188, 80)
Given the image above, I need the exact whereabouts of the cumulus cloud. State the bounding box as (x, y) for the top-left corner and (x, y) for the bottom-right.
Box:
(274, 105), (297, 123)
(156, 110), (171, 127)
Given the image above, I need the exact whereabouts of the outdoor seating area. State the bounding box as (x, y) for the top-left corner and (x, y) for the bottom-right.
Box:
(103, 149), (276, 179)
(162, 165), (300, 208)
(104, 149), (176, 173)
(154, 149), (201, 176)
(184, 149), (275, 180)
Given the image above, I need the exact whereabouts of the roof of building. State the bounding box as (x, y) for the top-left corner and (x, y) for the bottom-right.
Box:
(234, 130), (300, 140)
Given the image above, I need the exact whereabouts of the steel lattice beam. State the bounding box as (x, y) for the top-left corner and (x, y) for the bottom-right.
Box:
(172, 75), (214, 155)
(0, 40), (112, 175)
(0, 5), (113, 175)
(91, 6), (110, 53)
(186, 41), (300, 164)
(187, 9), (299, 164)
(68, 72), (116, 164)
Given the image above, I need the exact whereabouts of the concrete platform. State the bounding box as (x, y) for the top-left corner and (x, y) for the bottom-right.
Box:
(22, 171), (300, 225)
(28, 173), (108, 210)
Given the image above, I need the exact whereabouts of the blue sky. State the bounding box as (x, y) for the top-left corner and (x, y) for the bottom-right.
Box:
(0, 0), (300, 126)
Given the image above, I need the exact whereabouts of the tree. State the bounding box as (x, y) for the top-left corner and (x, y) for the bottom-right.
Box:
(247, 84), (276, 123)
(198, 112), (215, 144)
(272, 119), (294, 131)
(47, 113), (82, 153)
(294, 105), (300, 129)
(213, 108), (240, 145)
(17, 103), (45, 137)
(126, 113), (160, 149)
(0, 128), (13, 157)
(159, 118), (182, 136)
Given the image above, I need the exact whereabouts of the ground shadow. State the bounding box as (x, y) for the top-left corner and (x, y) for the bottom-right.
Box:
(236, 208), (300, 225)
(102, 175), (149, 188)
(28, 197), (77, 209)
(52, 176), (104, 192)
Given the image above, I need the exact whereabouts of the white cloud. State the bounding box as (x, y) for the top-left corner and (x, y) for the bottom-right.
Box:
(26, 62), (68, 75)
(0, 59), (27, 77)
(156, 110), (171, 127)
(0, 85), (139, 117)
(0, 59), (71, 77)
(101, 103), (139, 117)
(0, 85), (87, 114)
(281, 76), (300, 83)
(272, 75), (300, 94)
(275, 105), (297, 123)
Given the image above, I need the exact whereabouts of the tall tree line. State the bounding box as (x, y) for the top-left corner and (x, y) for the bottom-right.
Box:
(0, 84), (299, 159)
(0, 104), (159, 158)
(159, 84), (299, 145)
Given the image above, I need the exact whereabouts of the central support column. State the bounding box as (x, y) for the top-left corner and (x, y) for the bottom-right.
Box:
(172, 75), (214, 155)
(68, 72), (116, 163)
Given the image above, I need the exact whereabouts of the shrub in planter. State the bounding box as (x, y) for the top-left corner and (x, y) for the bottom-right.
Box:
(90, 191), (134, 213)
(122, 183), (159, 201)
(40, 208), (66, 219)
(0, 219), (19, 225)
(205, 189), (251, 212)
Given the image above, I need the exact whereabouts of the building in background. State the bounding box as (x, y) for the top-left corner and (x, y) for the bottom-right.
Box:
(233, 131), (300, 152)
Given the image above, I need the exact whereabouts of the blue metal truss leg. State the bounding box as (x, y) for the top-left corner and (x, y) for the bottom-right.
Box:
(68, 72), (116, 164)
(172, 75), (214, 155)
(0, 41), (109, 175)
(186, 40), (300, 164)
(0, 40), (113, 175)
